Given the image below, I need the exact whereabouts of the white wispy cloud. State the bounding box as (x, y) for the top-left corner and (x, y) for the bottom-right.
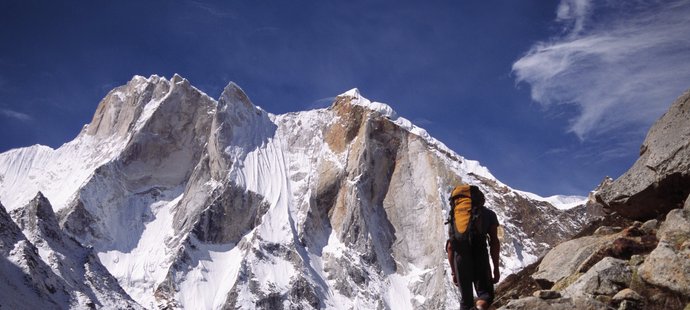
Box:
(555, 0), (591, 34)
(513, 0), (690, 139)
(186, 1), (234, 18)
(0, 108), (32, 121)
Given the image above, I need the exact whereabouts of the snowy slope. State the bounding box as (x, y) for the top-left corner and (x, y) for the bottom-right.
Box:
(0, 75), (593, 309)
(0, 134), (127, 212)
(515, 191), (587, 210)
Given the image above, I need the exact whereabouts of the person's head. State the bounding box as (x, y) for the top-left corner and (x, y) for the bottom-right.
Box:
(449, 184), (485, 207)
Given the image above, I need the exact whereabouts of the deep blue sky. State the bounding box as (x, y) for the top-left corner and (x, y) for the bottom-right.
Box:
(2, 1), (690, 197)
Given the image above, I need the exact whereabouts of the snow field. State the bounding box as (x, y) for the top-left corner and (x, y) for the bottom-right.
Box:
(176, 239), (243, 310)
(98, 193), (182, 308)
(0, 131), (131, 212)
(384, 263), (434, 310)
(514, 190), (587, 210)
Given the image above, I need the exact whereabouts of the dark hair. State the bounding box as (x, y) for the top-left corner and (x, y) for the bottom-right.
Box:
(469, 185), (485, 207)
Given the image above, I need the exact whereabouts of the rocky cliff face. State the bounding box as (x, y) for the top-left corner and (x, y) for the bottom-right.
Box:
(0, 75), (592, 309)
(597, 90), (690, 220)
(497, 89), (690, 310)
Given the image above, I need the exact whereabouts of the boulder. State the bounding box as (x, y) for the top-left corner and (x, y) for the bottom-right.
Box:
(657, 203), (690, 240)
(501, 297), (569, 310)
(618, 300), (641, 310)
(596, 90), (690, 220)
(533, 290), (561, 299)
(593, 226), (623, 236)
(638, 205), (690, 297)
(562, 257), (632, 298)
(640, 219), (658, 235)
(533, 234), (617, 288)
(612, 288), (643, 303)
(500, 296), (607, 310)
(629, 255), (645, 267)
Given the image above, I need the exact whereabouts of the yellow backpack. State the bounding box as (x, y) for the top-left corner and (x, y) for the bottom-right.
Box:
(448, 184), (485, 245)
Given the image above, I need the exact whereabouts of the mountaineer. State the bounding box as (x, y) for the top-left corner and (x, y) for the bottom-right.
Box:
(446, 184), (501, 310)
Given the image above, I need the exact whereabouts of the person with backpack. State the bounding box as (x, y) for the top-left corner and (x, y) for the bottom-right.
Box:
(445, 184), (501, 310)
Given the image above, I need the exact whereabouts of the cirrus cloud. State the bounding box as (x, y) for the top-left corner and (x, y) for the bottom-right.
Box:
(0, 108), (32, 122)
(513, 0), (690, 140)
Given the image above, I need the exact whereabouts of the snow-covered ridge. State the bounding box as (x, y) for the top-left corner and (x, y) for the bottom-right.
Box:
(337, 88), (585, 207)
(515, 190), (587, 210)
(339, 88), (497, 182)
(133, 73), (215, 102)
(542, 195), (587, 210)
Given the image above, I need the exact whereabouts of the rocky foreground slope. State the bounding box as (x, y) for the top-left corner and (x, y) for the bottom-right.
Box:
(0, 75), (592, 309)
(496, 90), (690, 310)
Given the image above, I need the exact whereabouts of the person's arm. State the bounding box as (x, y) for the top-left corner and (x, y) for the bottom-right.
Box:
(446, 240), (458, 286)
(488, 224), (500, 283)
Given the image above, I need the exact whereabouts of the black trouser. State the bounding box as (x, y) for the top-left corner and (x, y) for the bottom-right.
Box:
(452, 243), (494, 310)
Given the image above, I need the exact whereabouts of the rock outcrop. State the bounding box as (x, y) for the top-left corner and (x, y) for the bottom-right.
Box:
(501, 295), (607, 310)
(498, 87), (690, 310)
(0, 200), (69, 309)
(531, 233), (619, 288)
(597, 90), (690, 220)
(499, 210), (689, 310)
(638, 200), (690, 297)
(1, 194), (140, 309)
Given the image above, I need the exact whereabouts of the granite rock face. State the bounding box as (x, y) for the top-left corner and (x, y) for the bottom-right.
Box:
(561, 257), (632, 298)
(497, 202), (688, 310)
(638, 198), (690, 296)
(597, 90), (690, 220)
(532, 234), (618, 288)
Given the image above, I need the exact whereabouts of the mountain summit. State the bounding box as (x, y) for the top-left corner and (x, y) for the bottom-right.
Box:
(0, 75), (591, 309)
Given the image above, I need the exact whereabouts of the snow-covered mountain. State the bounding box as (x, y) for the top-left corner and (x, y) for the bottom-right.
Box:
(0, 74), (591, 309)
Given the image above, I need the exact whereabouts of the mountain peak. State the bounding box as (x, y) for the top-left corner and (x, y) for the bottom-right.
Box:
(10, 192), (61, 241)
(337, 88), (397, 119)
(219, 81), (254, 110)
(132, 74), (166, 85)
(334, 87), (501, 181)
(340, 87), (361, 98)
(0, 75), (595, 309)
(171, 73), (184, 83)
